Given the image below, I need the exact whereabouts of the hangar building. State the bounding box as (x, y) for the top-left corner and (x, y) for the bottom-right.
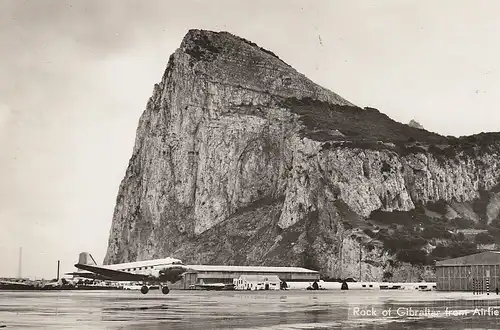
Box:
(169, 265), (320, 290)
(436, 251), (500, 291)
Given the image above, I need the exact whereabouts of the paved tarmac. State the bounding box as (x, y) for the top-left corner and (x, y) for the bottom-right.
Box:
(1, 289), (500, 329)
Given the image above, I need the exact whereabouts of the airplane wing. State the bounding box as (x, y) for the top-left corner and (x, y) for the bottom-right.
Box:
(199, 283), (225, 287)
(0, 280), (32, 286)
(195, 283), (227, 290)
(74, 264), (151, 282)
(65, 271), (111, 281)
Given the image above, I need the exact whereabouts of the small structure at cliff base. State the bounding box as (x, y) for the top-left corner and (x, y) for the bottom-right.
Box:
(234, 275), (281, 290)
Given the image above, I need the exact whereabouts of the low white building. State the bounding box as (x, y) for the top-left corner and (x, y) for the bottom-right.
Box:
(234, 275), (280, 290)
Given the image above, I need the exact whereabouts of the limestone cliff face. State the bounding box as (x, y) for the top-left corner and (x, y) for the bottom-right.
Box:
(104, 30), (500, 280)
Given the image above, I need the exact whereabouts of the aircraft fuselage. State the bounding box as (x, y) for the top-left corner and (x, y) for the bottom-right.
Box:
(71, 253), (189, 295)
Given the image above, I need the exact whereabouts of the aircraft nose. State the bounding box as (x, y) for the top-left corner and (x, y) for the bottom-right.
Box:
(160, 265), (187, 275)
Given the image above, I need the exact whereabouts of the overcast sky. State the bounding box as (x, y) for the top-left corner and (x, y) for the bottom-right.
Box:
(1, 0), (499, 279)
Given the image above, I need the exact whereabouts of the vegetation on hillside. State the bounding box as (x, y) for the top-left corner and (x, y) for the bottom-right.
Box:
(184, 32), (222, 64)
(282, 97), (447, 143)
(281, 97), (500, 156)
(364, 200), (500, 265)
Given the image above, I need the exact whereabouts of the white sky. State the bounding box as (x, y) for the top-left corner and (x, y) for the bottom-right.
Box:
(1, 0), (499, 279)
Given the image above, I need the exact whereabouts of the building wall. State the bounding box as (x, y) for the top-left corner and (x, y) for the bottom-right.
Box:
(436, 265), (500, 291)
(234, 278), (280, 291)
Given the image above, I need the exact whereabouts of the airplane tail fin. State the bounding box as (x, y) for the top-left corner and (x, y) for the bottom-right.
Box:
(78, 252), (97, 266)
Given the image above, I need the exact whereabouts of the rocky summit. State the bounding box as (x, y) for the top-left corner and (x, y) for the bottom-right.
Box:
(104, 29), (500, 281)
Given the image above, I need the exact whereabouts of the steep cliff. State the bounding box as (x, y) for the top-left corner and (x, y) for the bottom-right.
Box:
(104, 29), (500, 280)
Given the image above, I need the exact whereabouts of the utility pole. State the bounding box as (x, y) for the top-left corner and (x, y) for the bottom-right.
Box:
(359, 245), (362, 282)
(340, 236), (344, 280)
(57, 260), (60, 281)
(18, 247), (22, 279)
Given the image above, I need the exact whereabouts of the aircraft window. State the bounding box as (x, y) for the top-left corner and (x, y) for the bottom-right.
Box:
(362, 285), (366, 287)
(369, 285), (373, 288)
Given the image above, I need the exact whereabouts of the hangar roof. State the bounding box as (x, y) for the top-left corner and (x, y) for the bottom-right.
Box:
(186, 265), (318, 273)
(436, 251), (500, 266)
(239, 275), (281, 282)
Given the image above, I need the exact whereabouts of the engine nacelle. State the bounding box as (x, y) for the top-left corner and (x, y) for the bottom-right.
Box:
(150, 264), (186, 282)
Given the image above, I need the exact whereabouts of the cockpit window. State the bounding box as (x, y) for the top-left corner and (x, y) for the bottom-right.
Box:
(172, 260), (183, 265)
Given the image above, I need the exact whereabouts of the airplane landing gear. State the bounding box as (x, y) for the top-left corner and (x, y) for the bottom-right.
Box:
(141, 285), (149, 294)
(161, 286), (170, 294)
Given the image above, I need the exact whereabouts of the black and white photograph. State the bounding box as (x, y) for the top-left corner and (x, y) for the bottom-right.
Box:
(2, 1), (500, 329)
